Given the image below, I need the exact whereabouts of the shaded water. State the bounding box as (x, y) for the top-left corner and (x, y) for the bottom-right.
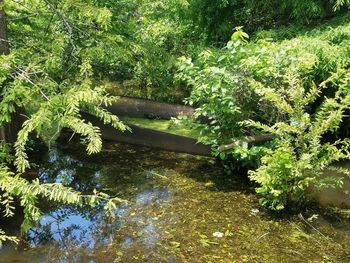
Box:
(1, 142), (350, 262)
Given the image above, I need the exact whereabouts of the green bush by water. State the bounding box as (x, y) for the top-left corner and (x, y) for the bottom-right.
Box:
(178, 15), (350, 210)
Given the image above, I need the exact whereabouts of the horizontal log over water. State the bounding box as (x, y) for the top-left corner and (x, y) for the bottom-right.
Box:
(217, 134), (273, 152)
(107, 96), (195, 119)
(82, 112), (212, 157)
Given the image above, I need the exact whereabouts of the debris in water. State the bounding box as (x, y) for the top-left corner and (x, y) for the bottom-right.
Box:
(212, 232), (224, 238)
(251, 209), (259, 214)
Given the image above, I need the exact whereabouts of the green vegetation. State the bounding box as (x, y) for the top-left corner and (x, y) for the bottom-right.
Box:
(248, 71), (350, 210)
(1, 0), (350, 247)
(122, 117), (203, 139)
(0, 0), (128, 244)
(178, 13), (350, 210)
(188, 0), (350, 43)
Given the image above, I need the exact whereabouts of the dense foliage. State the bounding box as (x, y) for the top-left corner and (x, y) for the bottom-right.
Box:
(1, 0), (350, 246)
(248, 71), (350, 210)
(188, 0), (350, 43)
(0, 0), (128, 244)
(178, 15), (350, 209)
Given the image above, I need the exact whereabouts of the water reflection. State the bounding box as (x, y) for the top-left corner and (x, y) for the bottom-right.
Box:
(1, 142), (350, 262)
(21, 146), (176, 262)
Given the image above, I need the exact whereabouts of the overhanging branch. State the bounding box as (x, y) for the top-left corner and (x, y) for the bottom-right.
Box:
(217, 134), (273, 152)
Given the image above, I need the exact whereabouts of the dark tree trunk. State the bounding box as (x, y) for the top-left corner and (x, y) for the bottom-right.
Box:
(0, 1), (9, 55)
(0, 0), (24, 143)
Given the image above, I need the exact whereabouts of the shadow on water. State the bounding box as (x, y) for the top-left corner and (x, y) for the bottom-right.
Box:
(1, 140), (350, 262)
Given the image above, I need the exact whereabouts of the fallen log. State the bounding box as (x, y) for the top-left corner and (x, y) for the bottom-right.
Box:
(107, 96), (194, 119)
(82, 112), (212, 157)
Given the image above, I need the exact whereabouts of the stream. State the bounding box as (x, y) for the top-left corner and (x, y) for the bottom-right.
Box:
(1, 141), (350, 262)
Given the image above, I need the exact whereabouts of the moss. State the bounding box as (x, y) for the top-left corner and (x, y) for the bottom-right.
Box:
(121, 117), (202, 139)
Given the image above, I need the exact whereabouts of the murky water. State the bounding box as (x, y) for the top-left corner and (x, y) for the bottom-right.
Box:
(1, 142), (350, 262)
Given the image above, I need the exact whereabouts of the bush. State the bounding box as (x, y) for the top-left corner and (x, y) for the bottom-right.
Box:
(247, 71), (350, 210)
(178, 15), (350, 210)
(176, 27), (294, 149)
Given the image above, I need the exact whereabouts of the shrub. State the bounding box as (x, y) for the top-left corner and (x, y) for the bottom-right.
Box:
(176, 27), (293, 150)
(178, 16), (350, 210)
(247, 71), (350, 210)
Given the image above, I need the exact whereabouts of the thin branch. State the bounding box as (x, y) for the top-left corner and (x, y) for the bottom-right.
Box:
(68, 131), (76, 142)
(41, 0), (77, 59)
(217, 134), (273, 152)
(298, 213), (329, 240)
(39, 89), (50, 101)
(10, 0), (32, 11)
(42, 0), (72, 35)
(44, 13), (55, 35)
(13, 66), (50, 101)
(255, 232), (269, 241)
(8, 13), (37, 21)
(48, 124), (61, 148)
(0, 38), (11, 43)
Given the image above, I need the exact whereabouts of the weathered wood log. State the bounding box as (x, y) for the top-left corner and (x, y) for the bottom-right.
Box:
(107, 96), (195, 119)
(217, 134), (273, 152)
(0, 1), (10, 56)
(82, 112), (212, 157)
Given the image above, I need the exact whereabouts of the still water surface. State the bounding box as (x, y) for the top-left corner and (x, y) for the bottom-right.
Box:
(1, 142), (350, 262)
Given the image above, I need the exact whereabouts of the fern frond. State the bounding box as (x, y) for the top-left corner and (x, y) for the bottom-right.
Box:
(0, 229), (18, 247)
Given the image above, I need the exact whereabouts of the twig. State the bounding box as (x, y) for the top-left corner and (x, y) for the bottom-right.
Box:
(10, 0), (31, 11)
(20, 113), (30, 120)
(39, 89), (50, 101)
(0, 38), (11, 43)
(44, 13), (55, 35)
(68, 131), (76, 142)
(48, 124), (61, 148)
(255, 232), (269, 241)
(13, 66), (50, 101)
(8, 13), (37, 21)
(298, 213), (328, 239)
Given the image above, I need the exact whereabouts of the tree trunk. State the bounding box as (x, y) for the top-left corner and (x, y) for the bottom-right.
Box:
(0, 0), (9, 55)
(0, 0), (24, 143)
